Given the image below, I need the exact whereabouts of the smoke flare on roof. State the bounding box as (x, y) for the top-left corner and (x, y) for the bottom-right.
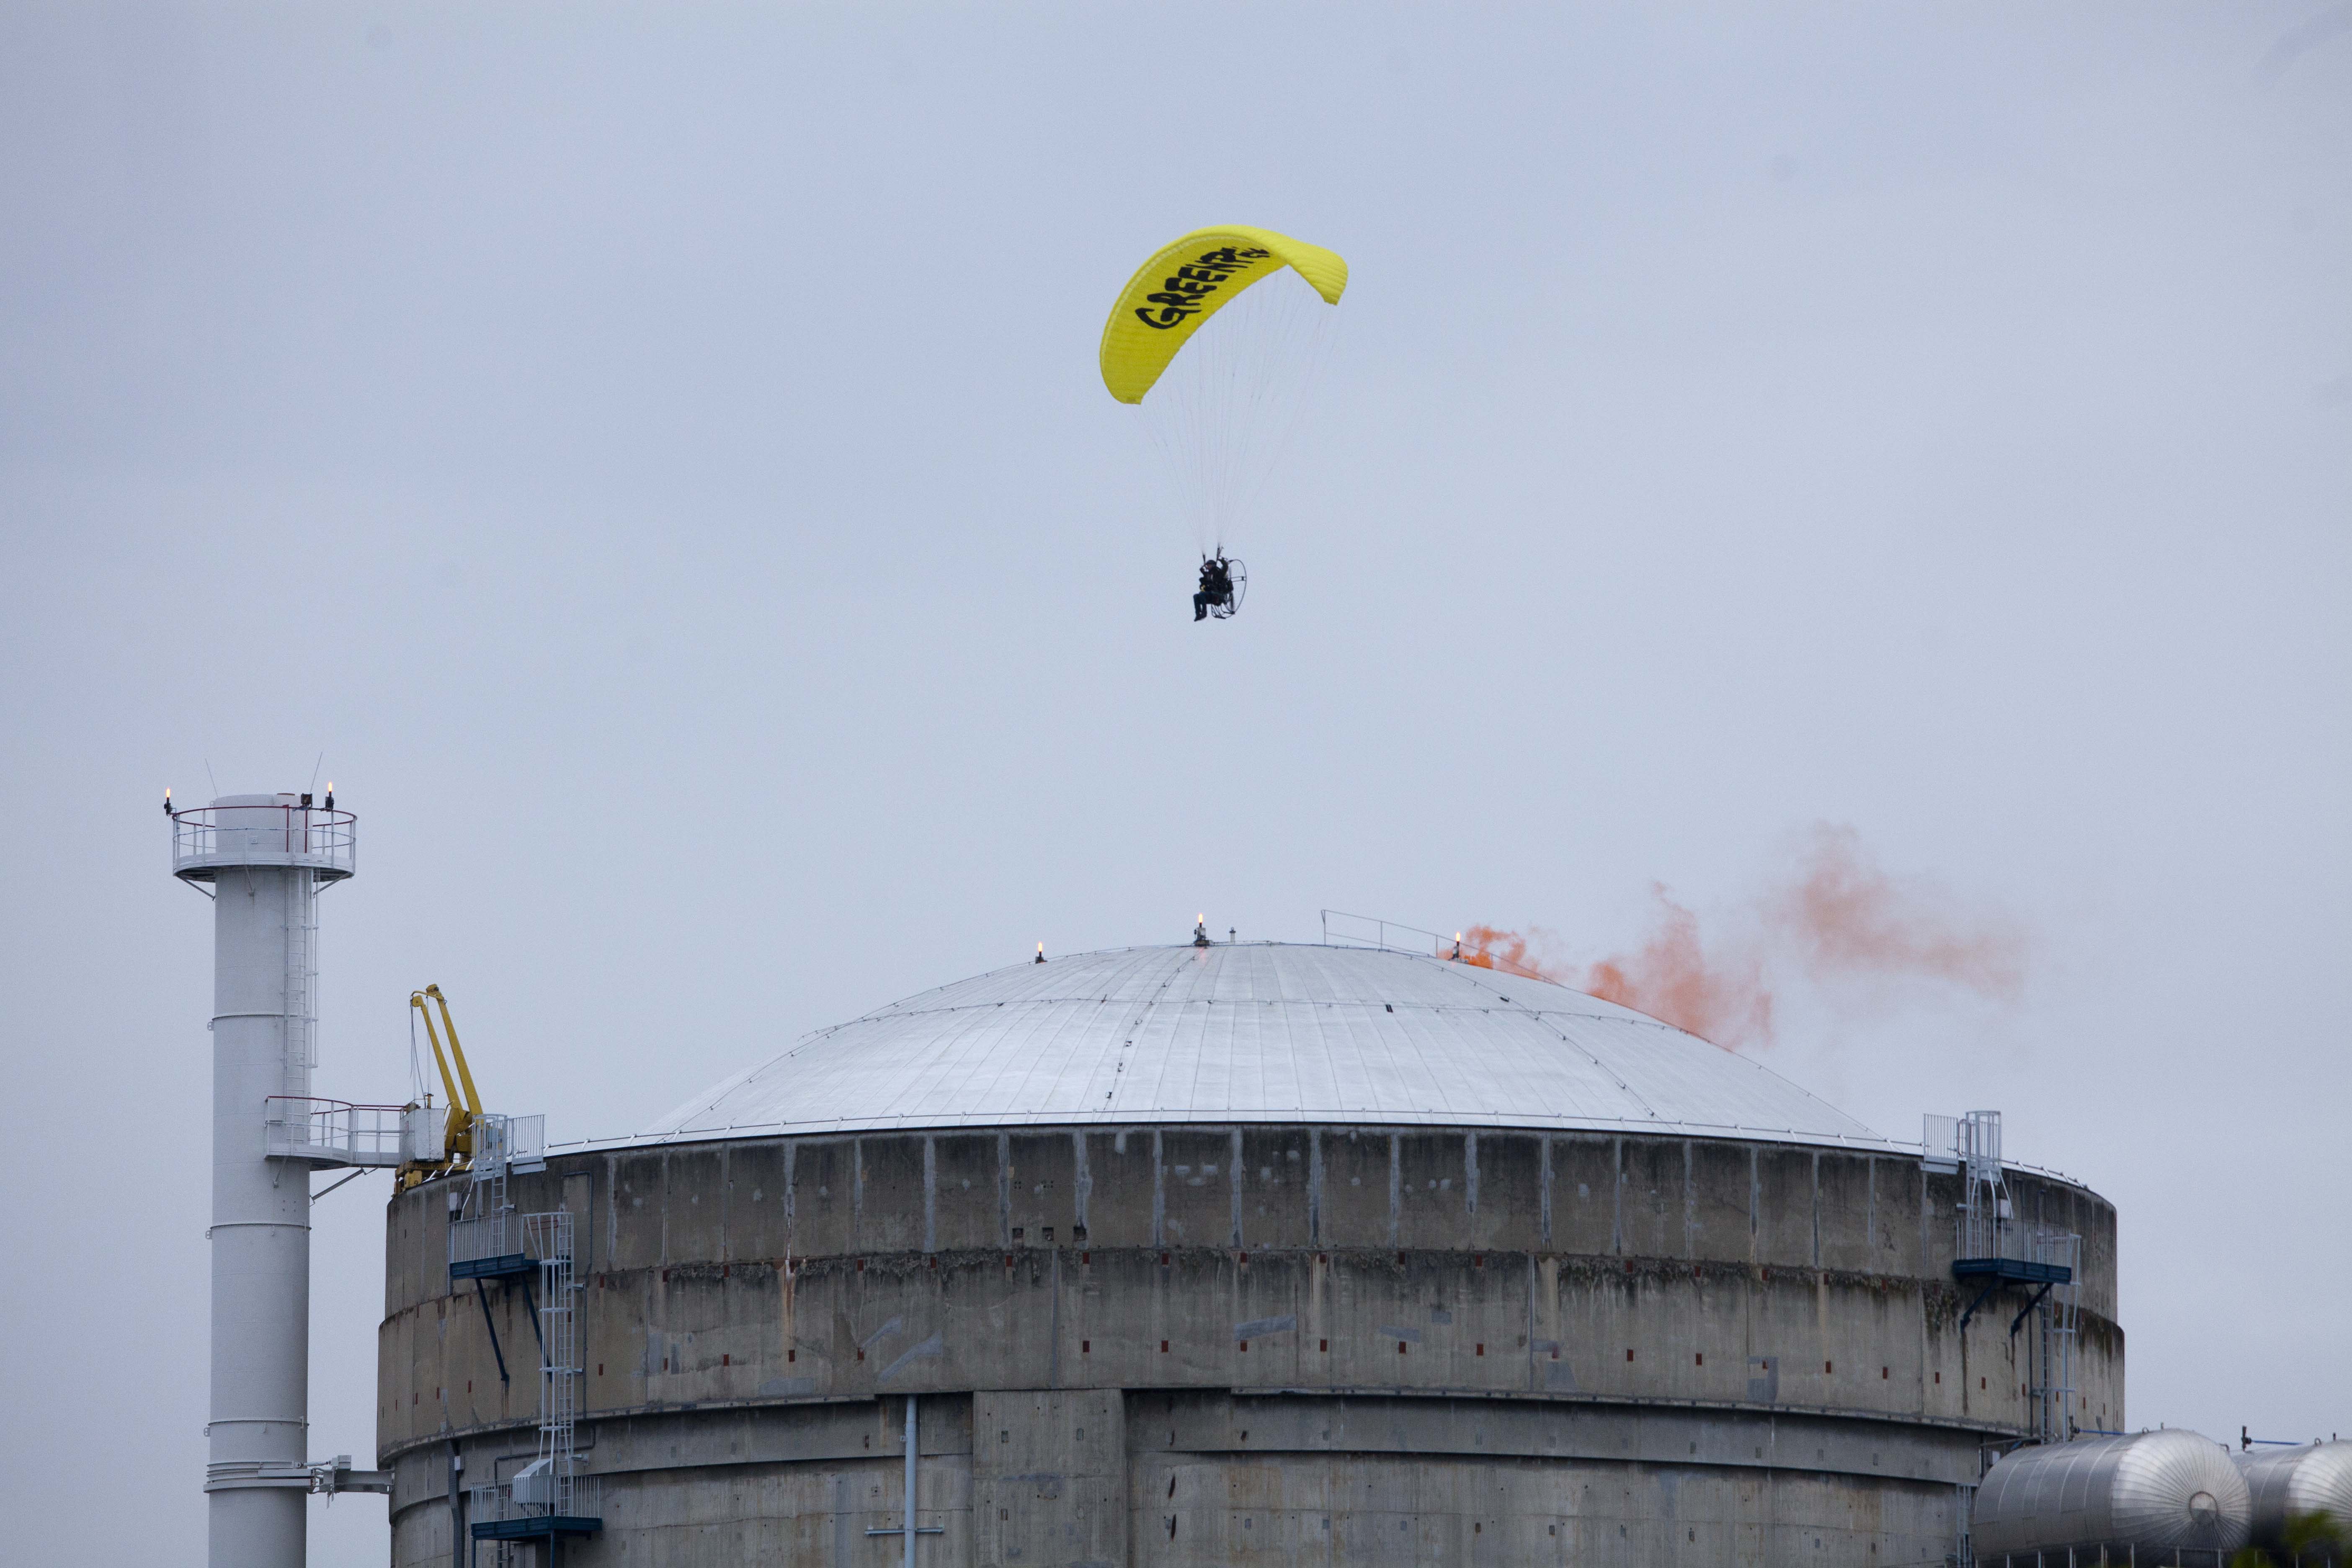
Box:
(1468, 825), (2027, 1050)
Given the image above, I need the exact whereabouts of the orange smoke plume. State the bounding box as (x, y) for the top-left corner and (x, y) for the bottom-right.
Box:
(1768, 825), (2025, 1002)
(1467, 825), (2026, 1050)
(1582, 891), (1776, 1049)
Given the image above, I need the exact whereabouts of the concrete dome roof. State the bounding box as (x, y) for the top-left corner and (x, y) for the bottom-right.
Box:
(637, 941), (1890, 1150)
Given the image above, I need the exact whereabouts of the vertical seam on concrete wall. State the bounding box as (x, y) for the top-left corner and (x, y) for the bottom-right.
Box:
(1388, 1133), (1401, 1249)
(1048, 1247), (1062, 1390)
(1682, 1141), (1695, 1261)
(783, 1140), (796, 1259)
(1310, 1245), (1327, 1359)
(1073, 1131), (1091, 1237)
(1539, 1136), (1552, 1250)
(854, 1139), (864, 1250)
(1749, 1146), (1760, 1263)
(998, 1131), (1011, 1248)
(923, 1137), (937, 1255)
(582, 1168), (597, 1274)
(1867, 1157), (1878, 1261)
(779, 1222), (795, 1372)
(1918, 1243), (1930, 1415)
(1307, 1129), (1322, 1247)
(1229, 1129), (1244, 1249)
(605, 1152), (621, 1274)
(1612, 1137), (1624, 1256)
(1152, 1130), (1165, 1248)
(1524, 1250), (1537, 1392)
(1465, 1131), (1480, 1224)
(1919, 1163), (1931, 1311)
(660, 1152), (671, 1267)
(718, 1143), (732, 1266)
(1810, 1150), (1822, 1269)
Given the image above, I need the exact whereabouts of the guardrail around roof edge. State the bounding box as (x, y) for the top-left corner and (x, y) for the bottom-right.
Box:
(533, 1120), (2089, 1191)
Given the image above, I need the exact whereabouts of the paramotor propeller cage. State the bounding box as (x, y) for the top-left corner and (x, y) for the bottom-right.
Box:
(1212, 558), (1246, 619)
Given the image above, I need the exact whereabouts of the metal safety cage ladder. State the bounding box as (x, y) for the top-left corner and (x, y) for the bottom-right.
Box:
(527, 1210), (589, 1518)
(283, 854), (319, 1088)
(2027, 1228), (2082, 1446)
(447, 1112), (548, 1280)
(449, 1113), (519, 1279)
(470, 1207), (600, 1544)
(1957, 1110), (2007, 1263)
(1943, 1110), (2084, 1446)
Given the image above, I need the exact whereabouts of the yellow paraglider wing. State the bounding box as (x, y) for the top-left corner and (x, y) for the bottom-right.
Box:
(1099, 226), (1348, 405)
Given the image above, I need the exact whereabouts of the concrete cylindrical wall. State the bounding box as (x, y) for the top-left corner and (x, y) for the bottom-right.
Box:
(379, 1124), (2122, 1566)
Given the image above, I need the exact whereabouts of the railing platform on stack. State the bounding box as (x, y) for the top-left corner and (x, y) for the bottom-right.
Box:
(262, 1096), (408, 1168)
(171, 803), (356, 882)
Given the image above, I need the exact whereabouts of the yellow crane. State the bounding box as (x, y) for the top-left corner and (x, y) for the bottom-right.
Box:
(400, 983), (485, 1189)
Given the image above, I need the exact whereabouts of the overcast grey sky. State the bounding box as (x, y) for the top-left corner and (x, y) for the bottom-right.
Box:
(3, 4), (2346, 1560)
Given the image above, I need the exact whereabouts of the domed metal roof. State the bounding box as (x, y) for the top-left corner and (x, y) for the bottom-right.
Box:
(636, 942), (1890, 1149)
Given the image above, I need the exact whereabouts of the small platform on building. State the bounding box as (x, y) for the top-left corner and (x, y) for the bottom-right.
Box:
(472, 1514), (602, 1542)
(1953, 1256), (2073, 1286)
(1954, 1253), (2076, 1334)
(450, 1252), (535, 1282)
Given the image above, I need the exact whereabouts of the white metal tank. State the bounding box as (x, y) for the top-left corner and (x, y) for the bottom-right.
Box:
(1973, 1430), (2251, 1560)
(2239, 1441), (2352, 1554)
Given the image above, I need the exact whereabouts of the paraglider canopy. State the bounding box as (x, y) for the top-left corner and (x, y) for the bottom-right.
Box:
(1099, 226), (1348, 404)
(1102, 225), (1347, 614)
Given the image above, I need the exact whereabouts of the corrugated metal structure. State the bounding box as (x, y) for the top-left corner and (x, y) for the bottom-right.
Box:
(645, 942), (1895, 1145)
(377, 941), (2127, 1566)
(1972, 1430), (2249, 1561)
(2240, 1441), (2352, 1557)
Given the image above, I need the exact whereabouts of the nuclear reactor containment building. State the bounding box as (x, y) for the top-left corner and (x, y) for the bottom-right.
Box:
(378, 941), (2122, 1565)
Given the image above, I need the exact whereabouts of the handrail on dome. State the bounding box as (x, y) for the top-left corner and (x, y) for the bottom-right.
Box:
(1318, 910), (1551, 982)
(1320, 908), (1445, 955)
(1317, 912), (1552, 973)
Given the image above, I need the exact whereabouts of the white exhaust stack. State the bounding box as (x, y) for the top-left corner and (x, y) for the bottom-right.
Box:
(172, 792), (383, 1567)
